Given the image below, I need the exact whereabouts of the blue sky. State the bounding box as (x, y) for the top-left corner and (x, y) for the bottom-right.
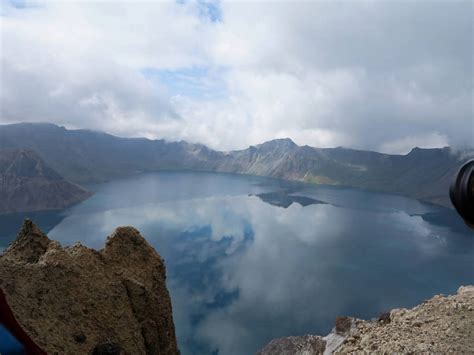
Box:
(143, 66), (228, 100)
(5, 0), (26, 8)
(142, 1), (224, 99)
(197, 0), (222, 22)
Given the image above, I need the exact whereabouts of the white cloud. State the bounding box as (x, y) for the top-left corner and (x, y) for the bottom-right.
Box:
(1, 0), (472, 151)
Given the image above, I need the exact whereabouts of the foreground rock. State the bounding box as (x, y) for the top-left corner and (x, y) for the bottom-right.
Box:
(258, 335), (327, 355)
(0, 220), (179, 354)
(259, 286), (474, 354)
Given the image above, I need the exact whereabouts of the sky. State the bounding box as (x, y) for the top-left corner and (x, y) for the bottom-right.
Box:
(0, 0), (472, 153)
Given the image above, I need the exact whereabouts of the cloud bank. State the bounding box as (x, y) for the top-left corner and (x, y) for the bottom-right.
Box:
(1, 0), (472, 153)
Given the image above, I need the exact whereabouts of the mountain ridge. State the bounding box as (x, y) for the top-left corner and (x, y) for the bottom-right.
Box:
(0, 122), (470, 208)
(2, 122), (454, 157)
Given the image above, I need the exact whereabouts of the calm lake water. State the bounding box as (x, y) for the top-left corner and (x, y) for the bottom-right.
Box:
(1, 171), (473, 354)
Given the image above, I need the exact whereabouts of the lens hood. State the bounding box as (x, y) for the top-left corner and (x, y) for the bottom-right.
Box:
(450, 159), (474, 226)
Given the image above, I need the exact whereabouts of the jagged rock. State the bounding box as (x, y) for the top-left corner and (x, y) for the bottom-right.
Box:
(336, 286), (474, 354)
(377, 312), (391, 324)
(258, 335), (326, 355)
(259, 287), (474, 354)
(335, 316), (351, 335)
(0, 220), (179, 354)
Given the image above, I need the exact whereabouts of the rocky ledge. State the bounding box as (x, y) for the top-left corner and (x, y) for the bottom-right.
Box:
(259, 286), (474, 354)
(0, 220), (179, 354)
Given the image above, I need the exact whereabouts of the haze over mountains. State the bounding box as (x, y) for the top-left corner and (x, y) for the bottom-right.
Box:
(0, 122), (469, 213)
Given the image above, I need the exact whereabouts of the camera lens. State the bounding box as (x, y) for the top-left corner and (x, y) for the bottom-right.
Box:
(469, 173), (474, 201)
(450, 159), (474, 226)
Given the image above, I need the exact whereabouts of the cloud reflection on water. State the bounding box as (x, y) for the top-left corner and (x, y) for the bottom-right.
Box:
(45, 187), (474, 355)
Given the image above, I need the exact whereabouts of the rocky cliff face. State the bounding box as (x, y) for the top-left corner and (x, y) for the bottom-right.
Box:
(0, 220), (179, 354)
(0, 149), (91, 214)
(259, 286), (474, 354)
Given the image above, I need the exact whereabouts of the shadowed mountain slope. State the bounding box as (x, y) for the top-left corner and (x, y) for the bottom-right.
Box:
(0, 149), (91, 214)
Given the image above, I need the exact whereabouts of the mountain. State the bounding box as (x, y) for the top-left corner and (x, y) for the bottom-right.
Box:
(0, 149), (91, 214)
(0, 220), (178, 354)
(0, 123), (215, 183)
(0, 123), (470, 208)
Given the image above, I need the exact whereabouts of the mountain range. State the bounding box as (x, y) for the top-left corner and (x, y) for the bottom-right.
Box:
(0, 122), (470, 213)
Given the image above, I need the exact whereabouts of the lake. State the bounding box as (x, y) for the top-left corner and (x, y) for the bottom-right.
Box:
(1, 171), (473, 354)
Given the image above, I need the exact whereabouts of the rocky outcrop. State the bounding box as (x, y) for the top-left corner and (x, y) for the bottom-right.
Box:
(0, 149), (91, 214)
(259, 286), (474, 354)
(0, 220), (179, 354)
(258, 335), (326, 355)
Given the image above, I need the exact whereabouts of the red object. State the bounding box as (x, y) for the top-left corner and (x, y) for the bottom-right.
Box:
(0, 288), (46, 354)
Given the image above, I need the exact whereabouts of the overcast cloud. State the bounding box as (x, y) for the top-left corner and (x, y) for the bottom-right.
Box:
(0, 0), (472, 153)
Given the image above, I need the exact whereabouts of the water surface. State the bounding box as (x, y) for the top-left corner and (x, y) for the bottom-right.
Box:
(1, 171), (473, 354)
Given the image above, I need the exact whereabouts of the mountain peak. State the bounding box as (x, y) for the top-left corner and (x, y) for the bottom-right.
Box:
(257, 138), (298, 149)
(407, 146), (451, 156)
(3, 149), (61, 179)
